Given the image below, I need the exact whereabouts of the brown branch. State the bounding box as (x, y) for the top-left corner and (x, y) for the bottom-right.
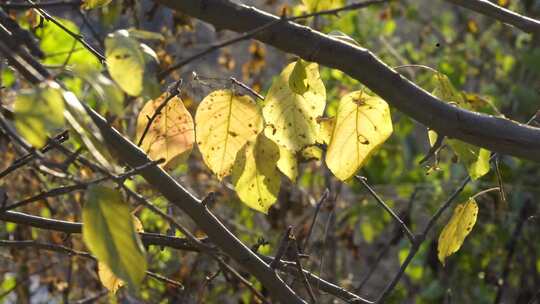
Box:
(157, 0), (389, 79)
(444, 0), (540, 34)
(155, 0), (540, 162)
(1, 1), (82, 9)
(0, 210), (205, 251)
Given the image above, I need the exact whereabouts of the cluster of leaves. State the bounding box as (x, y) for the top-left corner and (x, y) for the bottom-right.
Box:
(2, 0), (540, 302)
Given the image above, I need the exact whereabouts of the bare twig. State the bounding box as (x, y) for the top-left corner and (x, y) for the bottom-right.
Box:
(355, 176), (415, 244)
(270, 226), (293, 269)
(302, 189), (329, 253)
(292, 238), (317, 303)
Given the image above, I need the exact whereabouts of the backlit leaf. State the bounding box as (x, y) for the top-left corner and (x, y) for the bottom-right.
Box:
(277, 146), (298, 182)
(105, 30), (145, 96)
(303, 0), (345, 12)
(232, 134), (281, 213)
(98, 263), (124, 293)
(325, 91), (393, 181)
(263, 61), (326, 152)
(14, 82), (65, 147)
(97, 215), (143, 293)
(289, 59), (308, 95)
(82, 0), (112, 9)
(82, 185), (147, 290)
(450, 141), (491, 180)
(136, 93), (195, 169)
(195, 90), (263, 180)
(437, 198), (478, 265)
(431, 72), (491, 180)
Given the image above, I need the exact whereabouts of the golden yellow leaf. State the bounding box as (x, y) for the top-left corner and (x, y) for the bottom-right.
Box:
(232, 134), (281, 213)
(136, 93), (194, 169)
(325, 91), (392, 181)
(438, 198), (479, 265)
(316, 117), (335, 145)
(195, 90), (264, 180)
(301, 145), (322, 161)
(277, 146), (298, 182)
(98, 262), (125, 293)
(263, 61), (326, 152)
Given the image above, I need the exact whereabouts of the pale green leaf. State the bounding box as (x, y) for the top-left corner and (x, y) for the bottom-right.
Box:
(37, 17), (101, 71)
(232, 134), (281, 213)
(438, 198), (478, 265)
(263, 61), (326, 152)
(303, 0), (344, 12)
(82, 185), (147, 290)
(450, 140), (491, 180)
(195, 90), (264, 180)
(136, 93), (195, 169)
(14, 83), (65, 147)
(289, 59), (308, 95)
(105, 30), (145, 96)
(325, 91), (393, 181)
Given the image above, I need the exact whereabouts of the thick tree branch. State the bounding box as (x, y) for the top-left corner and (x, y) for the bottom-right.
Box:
(444, 0), (540, 34)
(155, 0), (540, 162)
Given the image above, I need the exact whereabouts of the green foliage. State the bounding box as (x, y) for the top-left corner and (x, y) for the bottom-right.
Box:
(14, 83), (65, 147)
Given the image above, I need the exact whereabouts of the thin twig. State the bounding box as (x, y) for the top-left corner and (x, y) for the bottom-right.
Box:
(230, 77), (265, 101)
(270, 226), (293, 269)
(292, 238), (317, 303)
(375, 176), (472, 303)
(0, 159), (164, 212)
(27, 0), (105, 63)
(302, 189), (329, 253)
(355, 176), (415, 244)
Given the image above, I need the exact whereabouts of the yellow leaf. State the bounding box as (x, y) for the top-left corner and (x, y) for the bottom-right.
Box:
(14, 82), (65, 148)
(316, 117), (335, 145)
(277, 146), (298, 182)
(98, 262), (124, 293)
(300, 145), (322, 161)
(195, 90), (264, 180)
(136, 93), (195, 169)
(263, 61), (326, 152)
(232, 134), (281, 213)
(325, 91), (393, 181)
(105, 30), (145, 96)
(437, 198), (479, 265)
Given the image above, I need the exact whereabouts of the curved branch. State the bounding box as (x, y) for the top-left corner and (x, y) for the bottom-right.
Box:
(444, 0), (540, 34)
(155, 0), (540, 162)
